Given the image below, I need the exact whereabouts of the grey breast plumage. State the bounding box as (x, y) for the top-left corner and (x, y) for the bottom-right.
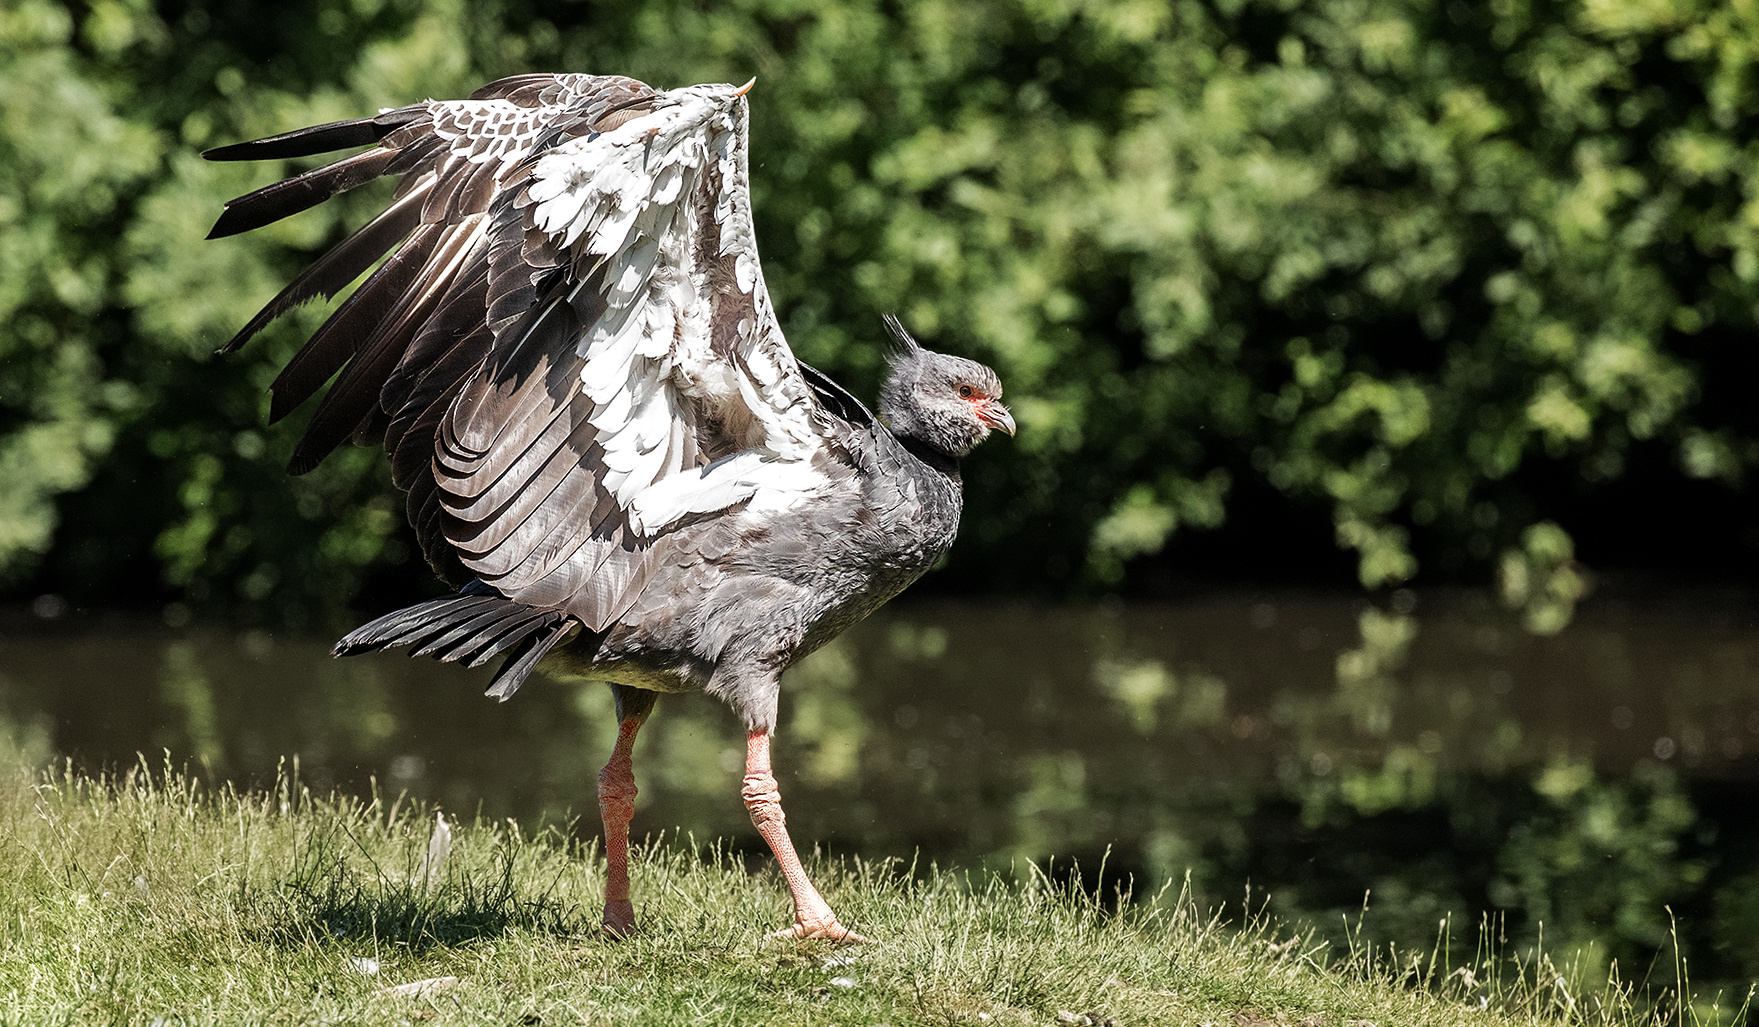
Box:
(208, 72), (989, 730)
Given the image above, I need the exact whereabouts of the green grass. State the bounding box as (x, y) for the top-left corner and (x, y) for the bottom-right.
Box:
(0, 760), (1746, 1026)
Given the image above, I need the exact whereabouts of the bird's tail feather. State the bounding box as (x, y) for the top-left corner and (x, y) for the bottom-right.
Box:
(334, 587), (575, 701)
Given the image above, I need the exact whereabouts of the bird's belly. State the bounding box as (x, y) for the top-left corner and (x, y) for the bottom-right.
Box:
(538, 635), (707, 694)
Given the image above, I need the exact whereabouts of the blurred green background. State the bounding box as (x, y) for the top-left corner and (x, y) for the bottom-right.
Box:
(5, 0), (1759, 624)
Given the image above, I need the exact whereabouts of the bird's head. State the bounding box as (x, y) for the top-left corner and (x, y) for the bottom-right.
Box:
(878, 315), (1015, 458)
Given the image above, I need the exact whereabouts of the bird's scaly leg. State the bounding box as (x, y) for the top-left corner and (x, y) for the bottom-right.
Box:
(598, 710), (648, 937)
(742, 729), (867, 942)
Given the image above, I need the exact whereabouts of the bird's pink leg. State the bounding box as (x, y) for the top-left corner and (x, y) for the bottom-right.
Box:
(598, 712), (647, 937)
(742, 729), (867, 942)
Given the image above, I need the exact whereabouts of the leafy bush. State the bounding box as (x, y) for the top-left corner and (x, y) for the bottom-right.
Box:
(4, 0), (1757, 622)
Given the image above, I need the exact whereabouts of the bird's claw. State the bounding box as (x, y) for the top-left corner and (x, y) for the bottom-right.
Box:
(772, 918), (869, 945)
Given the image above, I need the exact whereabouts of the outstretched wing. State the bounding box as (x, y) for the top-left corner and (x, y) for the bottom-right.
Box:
(209, 74), (842, 630)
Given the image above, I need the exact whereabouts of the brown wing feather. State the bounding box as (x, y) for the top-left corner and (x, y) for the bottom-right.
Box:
(288, 217), (487, 473)
(267, 221), (444, 425)
(223, 181), (433, 356)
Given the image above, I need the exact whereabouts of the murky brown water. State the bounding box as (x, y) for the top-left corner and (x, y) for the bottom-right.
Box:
(4, 588), (1758, 983)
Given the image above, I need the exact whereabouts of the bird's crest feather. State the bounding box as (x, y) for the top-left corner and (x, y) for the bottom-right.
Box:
(881, 313), (924, 369)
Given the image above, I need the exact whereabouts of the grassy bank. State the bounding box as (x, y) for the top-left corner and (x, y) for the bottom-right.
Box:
(0, 762), (1743, 1026)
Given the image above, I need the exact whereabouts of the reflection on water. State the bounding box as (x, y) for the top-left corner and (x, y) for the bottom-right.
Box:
(2, 590), (1757, 989)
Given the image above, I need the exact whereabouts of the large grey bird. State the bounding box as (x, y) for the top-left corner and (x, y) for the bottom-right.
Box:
(205, 73), (1014, 941)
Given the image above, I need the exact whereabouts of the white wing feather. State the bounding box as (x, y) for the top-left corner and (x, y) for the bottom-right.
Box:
(518, 83), (829, 534)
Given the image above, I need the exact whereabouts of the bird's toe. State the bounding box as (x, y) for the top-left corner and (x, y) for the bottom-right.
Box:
(601, 901), (638, 940)
(772, 919), (869, 945)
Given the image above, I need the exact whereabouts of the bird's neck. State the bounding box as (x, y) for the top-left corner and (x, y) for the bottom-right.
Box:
(878, 388), (967, 471)
(895, 433), (962, 480)
(877, 396), (955, 468)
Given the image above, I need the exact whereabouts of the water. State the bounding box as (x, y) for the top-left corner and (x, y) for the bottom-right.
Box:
(3, 589), (1757, 988)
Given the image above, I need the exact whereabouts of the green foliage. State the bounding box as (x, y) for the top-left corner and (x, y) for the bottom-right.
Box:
(1500, 521), (1589, 633)
(5, 0), (1759, 617)
(1501, 758), (1703, 966)
(0, 1), (158, 579)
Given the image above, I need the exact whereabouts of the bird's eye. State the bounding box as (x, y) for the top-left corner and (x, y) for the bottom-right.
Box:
(957, 384), (974, 399)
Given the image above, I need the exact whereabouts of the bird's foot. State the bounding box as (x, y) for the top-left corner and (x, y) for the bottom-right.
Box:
(601, 899), (638, 940)
(771, 914), (868, 945)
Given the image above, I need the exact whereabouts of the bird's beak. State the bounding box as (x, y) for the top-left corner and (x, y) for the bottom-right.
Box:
(734, 77), (756, 97)
(978, 400), (1016, 437)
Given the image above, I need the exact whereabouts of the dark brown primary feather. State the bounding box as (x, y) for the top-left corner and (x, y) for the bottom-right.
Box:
(224, 184), (433, 359)
(437, 292), (584, 471)
(207, 138), (413, 240)
(202, 109), (422, 164)
(410, 479), (463, 582)
(287, 220), (480, 473)
(385, 330), (490, 487)
(262, 218), (439, 425)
